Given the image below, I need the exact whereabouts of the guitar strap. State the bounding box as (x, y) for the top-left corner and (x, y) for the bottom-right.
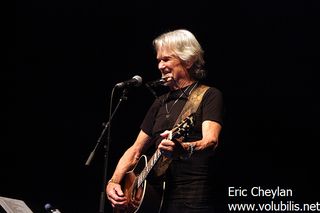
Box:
(154, 84), (210, 177)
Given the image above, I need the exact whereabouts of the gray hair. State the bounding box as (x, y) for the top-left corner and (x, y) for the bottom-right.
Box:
(153, 29), (206, 80)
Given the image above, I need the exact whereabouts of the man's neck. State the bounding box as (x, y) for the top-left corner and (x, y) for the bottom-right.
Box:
(170, 79), (195, 91)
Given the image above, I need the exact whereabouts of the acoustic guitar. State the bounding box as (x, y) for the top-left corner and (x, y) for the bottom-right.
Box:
(114, 114), (195, 213)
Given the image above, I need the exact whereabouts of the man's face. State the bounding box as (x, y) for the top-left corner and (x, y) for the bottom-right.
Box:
(156, 47), (188, 87)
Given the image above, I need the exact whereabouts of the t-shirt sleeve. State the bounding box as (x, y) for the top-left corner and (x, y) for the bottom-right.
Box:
(140, 98), (162, 136)
(201, 87), (224, 126)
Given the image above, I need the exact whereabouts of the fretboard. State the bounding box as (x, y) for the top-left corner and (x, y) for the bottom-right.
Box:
(137, 149), (162, 187)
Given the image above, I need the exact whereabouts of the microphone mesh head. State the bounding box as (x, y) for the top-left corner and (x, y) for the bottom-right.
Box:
(132, 75), (143, 86)
(44, 203), (52, 210)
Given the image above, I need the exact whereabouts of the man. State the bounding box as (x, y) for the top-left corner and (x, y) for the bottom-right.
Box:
(106, 29), (223, 212)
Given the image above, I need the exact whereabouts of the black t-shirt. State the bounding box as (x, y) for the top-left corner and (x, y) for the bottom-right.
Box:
(140, 82), (224, 202)
(141, 83), (223, 140)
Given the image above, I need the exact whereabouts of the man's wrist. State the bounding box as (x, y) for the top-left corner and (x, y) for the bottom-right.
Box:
(107, 178), (119, 185)
(180, 143), (195, 159)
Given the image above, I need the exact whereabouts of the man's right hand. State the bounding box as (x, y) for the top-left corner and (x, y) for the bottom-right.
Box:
(106, 182), (127, 210)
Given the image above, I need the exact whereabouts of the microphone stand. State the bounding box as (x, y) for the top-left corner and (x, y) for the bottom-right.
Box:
(85, 87), (128, 213)
(145, 83), (159, 100)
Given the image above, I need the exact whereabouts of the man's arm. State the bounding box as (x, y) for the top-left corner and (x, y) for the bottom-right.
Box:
(158, 120), (222, 158)
(192, 120), (222, 151)
(106, 130), (151, 208)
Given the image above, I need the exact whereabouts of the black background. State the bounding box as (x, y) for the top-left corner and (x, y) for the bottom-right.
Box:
(5, 1), (318, 212)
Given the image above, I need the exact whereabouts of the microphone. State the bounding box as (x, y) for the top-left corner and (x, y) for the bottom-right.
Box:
(44, 203), (62, 213)
(145, 78), (166, 87)
(115, 75), (142, 89)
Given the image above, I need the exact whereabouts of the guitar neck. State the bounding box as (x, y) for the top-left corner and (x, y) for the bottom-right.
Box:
(137, 149), (162, 187)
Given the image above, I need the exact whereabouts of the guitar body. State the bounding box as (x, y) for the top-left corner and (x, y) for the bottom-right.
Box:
(114, 155), (165, 213)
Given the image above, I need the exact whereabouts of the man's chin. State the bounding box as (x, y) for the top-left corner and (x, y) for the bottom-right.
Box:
(163, 80), (174, 87)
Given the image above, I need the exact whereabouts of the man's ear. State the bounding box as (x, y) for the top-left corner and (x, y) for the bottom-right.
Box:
(185, 60), (193, 69)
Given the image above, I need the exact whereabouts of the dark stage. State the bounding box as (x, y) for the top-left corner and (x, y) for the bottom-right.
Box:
(5, 1), (319, 212)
